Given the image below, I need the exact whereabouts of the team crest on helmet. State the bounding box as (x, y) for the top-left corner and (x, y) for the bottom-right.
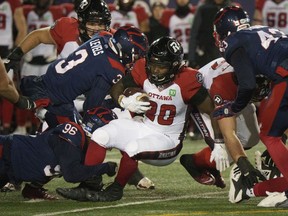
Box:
(168, 40), (182, 54)
(79, 0), (89, 11)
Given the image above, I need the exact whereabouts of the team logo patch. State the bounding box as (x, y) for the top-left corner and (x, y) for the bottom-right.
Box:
(169, 89), (176, 96)
(214, 95), (223, 105)
(196, 73), (203, 83)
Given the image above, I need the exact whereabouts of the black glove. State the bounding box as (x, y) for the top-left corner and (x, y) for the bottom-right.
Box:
(261, 150), (275, 167)
(4, 47), (24, 74)
(15, 95), (35, 110)
(237, 156), (265, 188)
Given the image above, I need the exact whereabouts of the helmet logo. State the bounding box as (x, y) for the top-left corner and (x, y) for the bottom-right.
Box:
(168, 41), (181, 54)
(80, 0), (89, 10)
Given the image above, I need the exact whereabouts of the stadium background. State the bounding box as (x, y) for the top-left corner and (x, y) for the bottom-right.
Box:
(104, 0), (255, 20)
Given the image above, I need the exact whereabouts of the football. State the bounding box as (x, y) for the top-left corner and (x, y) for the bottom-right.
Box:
(123, 87), (149, 102)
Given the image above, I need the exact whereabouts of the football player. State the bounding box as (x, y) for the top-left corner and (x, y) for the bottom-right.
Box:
(7, 0), (155, 193)
(212, 6), (288, 205)
(0, 106), (118, 200)
(15, 26), (148, 122)
(180, 58), (267, 190)
(60, 36), (226, 202)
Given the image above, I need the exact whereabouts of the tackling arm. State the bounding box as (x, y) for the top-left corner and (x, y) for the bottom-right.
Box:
(230, 48), (256, 113)
(13, 7), (56, 54)
(17, 27), (56, 54)
(217, 116), (247, 163)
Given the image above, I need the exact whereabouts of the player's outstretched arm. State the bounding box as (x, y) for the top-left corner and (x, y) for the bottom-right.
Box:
(217, 116), (247, 163)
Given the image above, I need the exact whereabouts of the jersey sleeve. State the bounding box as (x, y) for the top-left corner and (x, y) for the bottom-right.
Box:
(223, 33), (248, 63)
(50, 17), (80, 54)
(209, 73), (238, 106)
(176, 68), (209, 105)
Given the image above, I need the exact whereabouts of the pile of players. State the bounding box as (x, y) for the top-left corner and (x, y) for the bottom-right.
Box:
(1, 0), (288, 208)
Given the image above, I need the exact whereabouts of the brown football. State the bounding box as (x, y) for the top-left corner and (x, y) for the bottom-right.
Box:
(123, 87), (149, 102)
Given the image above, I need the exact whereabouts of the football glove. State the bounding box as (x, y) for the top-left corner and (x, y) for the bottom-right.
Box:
(213, 102), (235, 120)
(237, 156), (266, 188)
(4, 47), (24, 74)
(210, 141), (230, 172)
(118, 93), (151, 114)
(15, 96), (50, 110)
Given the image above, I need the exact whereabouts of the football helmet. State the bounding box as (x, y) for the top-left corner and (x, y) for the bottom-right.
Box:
(118, 0), (135, 12)
(111, 26), (148, 67)
(81, 107), (117, 137)
(146, 36), (184, 86)
(213, 6), (250, 47)
(75, 0), (111, 42)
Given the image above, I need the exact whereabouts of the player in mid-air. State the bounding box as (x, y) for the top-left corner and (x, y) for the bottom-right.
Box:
(212, 6), (288, 206)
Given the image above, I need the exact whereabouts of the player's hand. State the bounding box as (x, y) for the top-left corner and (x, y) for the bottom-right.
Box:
(213, 102), (235, 120)
(119, 93), (151, 114)
(4, 47), (24, 74)
(15, 96), (50, 110)
(237, 156), (266, 188)
(210, 141), (230, 172)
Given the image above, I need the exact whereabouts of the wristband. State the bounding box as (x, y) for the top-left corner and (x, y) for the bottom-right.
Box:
(15, 95), (34, 110)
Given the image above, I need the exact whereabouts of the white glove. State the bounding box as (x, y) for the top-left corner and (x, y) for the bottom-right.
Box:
(210, 142), (230, 172)
(35, 108), (48, 122)
(119, 93), (151, 114)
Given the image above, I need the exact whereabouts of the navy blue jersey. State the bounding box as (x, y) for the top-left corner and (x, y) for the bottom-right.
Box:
(222, 25), (288, 81)
(2, 122), (111, 183)
(42, 32), (125, 108)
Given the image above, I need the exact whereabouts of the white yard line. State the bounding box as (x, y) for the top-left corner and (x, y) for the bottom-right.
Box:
(33, 191), (227, 216)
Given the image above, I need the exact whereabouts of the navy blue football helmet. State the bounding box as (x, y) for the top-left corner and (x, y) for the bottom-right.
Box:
(213, 6), (250, 47)
(146, 36), (184, 86)
(111, 26), (148, 68)
(82, 107), (117, 136)
(75, 0), (111, 42)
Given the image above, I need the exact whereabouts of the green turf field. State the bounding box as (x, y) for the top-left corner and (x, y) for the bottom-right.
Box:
(0, 138), (287, 216)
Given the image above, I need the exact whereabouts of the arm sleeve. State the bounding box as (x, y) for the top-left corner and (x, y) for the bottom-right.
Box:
(50, 134), (111, 183)
(230, 48), (256, 113)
